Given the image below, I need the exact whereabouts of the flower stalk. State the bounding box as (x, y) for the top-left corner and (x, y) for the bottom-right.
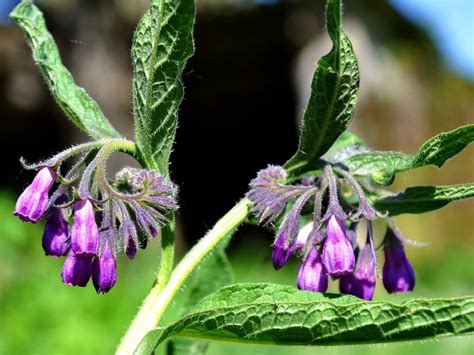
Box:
(115, 198), (251, 355)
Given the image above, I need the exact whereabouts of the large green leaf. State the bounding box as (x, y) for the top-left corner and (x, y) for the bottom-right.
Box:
(10, 2), (120, 140)
(132, 0), (195, 174)
(285, 0), (360, 175)
(137, 283), (474, 353)
(372, 183), (474, 215)
(342, 124), (474, 185)
(166, 250), (234, 355)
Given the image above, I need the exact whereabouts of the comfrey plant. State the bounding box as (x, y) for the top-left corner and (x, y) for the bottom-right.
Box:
(15, 149), (177, 293)
(247, 163), (415, 301)
(10, 0), (474, 354)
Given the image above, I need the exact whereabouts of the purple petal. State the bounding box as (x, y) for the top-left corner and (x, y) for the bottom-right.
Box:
(61, 253), (93, 287)
(340, 240), (376, 300)
(297, 247), (328, 292)
(322, 215), (355, 277)
(272, 232), (295, 270)
(14, 167), (56, 223)
(382, 228), (415, 293)
(92, 242), (117, 294)
(42, 208), (70, 257)
(71, 199), (99, 256)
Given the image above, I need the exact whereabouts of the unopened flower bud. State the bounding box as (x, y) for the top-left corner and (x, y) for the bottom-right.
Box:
(272, 231), (295, 270)
(125, 237), (137, 259)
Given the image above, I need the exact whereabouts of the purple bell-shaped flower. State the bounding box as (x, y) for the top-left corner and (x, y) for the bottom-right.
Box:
(339, 237), (376, 300)
(42, 208), (70, 257)
(92, 241), (117, 294)
(322, 215), (355, 277)
(61, 252), (93, 287)
(71, 199), (99, 256)
(382, 227), (415, 293)
(297, 247), (328, 292)
(14, 167), (56, 223)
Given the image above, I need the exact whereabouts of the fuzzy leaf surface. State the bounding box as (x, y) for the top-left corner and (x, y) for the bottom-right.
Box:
(132, 0), (195, 173)
(10, 2), (120, 140)
(372, 183), (474, 215)
(342, 124), (474, 185)
(138, 283), (474, 353)
(285, 0), (360, 175)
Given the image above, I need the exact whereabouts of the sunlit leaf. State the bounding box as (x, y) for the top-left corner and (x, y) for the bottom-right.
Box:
(10, 2), (120, 140)
(372, 183), (474, 215)
(285, 0), (360, 176)
(132, 0), (195, 173)
(342, 124), (474, 185)
(138, 283), (474, 353)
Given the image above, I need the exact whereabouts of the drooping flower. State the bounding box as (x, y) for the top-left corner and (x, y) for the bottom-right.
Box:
(14, 167), (56, 223)
(322, 215), (355, 277)
(14, 141), (182, 295)
(297, 247), (328, 292)
(339, 233), (376, 300)
(61, 252), (93, 287)
(42, 208), (70, 257)
(382, 227), (415, 293)
(71, 199), (99, 256)
(92, 241), (117, 294)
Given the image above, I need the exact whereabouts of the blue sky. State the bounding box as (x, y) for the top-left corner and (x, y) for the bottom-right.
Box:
(390, 0), (474, 81)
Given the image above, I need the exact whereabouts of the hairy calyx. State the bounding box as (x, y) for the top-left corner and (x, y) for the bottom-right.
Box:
(247, 164), (414, 301)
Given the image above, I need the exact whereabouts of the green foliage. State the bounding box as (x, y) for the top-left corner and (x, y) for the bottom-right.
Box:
(165, 250), (234, 355)
(342, 125), (474, 185)
(285, 0), (360, 175)
(132, 0), (195, 174)
(372, 183), (474, 215)
(138, 283), (474, 353)
(10, 2), (120, 140)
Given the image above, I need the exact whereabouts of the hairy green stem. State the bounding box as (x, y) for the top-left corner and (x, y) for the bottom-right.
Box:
(156, 219), (175, 290)
(115, 198), (252, 355)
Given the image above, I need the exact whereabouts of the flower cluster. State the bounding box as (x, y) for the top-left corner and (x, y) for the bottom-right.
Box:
(247, 165), (415, 301)
(14, 142), (177, 293)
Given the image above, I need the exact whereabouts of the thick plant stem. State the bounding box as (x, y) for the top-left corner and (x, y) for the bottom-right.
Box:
(115, 198), (251, 355)
(156, 219), (175, 291)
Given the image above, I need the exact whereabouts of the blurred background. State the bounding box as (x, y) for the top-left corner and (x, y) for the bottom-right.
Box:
(0, 0), (473, 354)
